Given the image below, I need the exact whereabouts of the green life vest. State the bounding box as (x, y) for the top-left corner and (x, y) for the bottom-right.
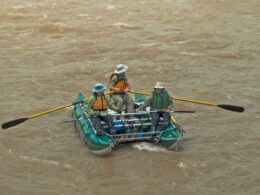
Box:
(151, 90), (172, 110)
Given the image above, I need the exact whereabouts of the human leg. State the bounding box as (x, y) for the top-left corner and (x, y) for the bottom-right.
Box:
(150, 112), (160, 133)
(159, 112), (171, 131)
(111, 94), (124, 112)
(90, 116), (103, 135)
(101, 115), (116, 134)
(123, 93), (134, 113)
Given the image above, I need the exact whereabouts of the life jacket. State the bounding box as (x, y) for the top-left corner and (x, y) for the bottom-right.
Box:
(110, 73), (127, 92)
(151, 90), (172, 110)
(92, 95), (108, 111)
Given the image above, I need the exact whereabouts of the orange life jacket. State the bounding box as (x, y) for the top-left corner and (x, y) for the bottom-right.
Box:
(114, 80), (127, 92)
(92, 96), (108, 110)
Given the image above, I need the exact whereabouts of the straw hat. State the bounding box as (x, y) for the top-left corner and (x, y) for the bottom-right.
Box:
(114, 64), (128, 74)
(154, 82), (165, 89)
(92, 83), (107, 93)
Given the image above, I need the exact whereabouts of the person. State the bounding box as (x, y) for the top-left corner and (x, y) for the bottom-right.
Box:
(136, 82), (173, 134)
(85, 83), (118, 135)
(107, 64), (134, 114)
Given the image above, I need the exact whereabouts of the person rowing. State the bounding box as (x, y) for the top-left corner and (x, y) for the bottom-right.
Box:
(136, 82), (173, 134)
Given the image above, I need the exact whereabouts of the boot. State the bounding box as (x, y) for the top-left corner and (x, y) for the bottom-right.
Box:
(110, 130), (117, 135)
(96, 129), (103, 136)
(150, 126), (156, 137)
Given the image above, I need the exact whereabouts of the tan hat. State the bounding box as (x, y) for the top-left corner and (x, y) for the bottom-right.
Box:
(114, 64), (128, 74)
(154, 82), (165, 89)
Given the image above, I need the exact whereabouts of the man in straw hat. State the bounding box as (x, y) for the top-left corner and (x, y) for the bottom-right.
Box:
(85, 83), (118, 135)
(107, 64), (134, 114)
(136, 82), (173, 134)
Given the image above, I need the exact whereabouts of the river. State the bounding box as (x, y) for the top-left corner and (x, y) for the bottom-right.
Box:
(0, 0), (259, 194)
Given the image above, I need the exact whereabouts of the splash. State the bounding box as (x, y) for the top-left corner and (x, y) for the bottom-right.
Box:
(177, 162), (186, 168)
(132, 142), (170, 153)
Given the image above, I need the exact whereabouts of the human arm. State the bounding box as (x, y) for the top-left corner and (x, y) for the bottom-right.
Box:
(107, 79), (121, 92)
(138, 97), (153, 111)
(123, 80), (131, 93)
(165, 96), (174, 113)
(85, 97), (96, 116)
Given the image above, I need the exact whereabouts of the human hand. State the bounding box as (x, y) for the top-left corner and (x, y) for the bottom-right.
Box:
(114, 88), (121, 92)
(124, 88), (129, 93)
(135, 108), (140, 112)
(164, 109), (171, 113)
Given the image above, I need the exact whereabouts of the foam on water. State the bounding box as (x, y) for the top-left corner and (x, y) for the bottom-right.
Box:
(132, 142), (170, 153)
(19, 155), (72, 169)
(39, 22), (70, 33)
(19, 155), (59, 165)
(106, 5), (116, 10)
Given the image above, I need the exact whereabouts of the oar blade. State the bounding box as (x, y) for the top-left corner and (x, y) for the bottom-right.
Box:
(217, 104), (244, 113)
(2, 118), (28, 129)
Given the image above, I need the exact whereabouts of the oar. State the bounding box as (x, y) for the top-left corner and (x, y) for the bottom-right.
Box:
(2, 91), (114, 129)
(151, 109), (195, 113)
(1, 99), (87, 129)
(174, 110), (195, 113)
(57, 118), (84, 124)
(129, 90), (244, 113)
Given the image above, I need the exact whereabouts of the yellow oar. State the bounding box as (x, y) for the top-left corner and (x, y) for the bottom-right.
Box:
(2, 92), (113, 129)
(129, 90), (244, 113)
(1, 99), (87, 129)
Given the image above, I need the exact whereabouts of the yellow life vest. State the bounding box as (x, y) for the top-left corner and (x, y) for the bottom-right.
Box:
(92, 96), (108, 110)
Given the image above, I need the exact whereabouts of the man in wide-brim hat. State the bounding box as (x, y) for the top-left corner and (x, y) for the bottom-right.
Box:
(136, 82), (173, 134)
(107, 64), (134, 114)
(85, 83), (118, 135)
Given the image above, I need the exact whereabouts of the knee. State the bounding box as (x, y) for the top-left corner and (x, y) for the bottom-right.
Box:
(128, 97), (133, 104)
(117, 98), (123, 104)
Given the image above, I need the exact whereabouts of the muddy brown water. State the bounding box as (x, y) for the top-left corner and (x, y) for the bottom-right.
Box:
(0, 0), (259, 194)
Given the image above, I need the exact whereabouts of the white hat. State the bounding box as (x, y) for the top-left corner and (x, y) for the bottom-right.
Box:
(114, 64), (128, 74)
(154, 82), (165, 89)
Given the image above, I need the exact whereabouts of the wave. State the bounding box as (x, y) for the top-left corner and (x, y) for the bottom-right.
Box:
(214, 52), (242, 59)
(38, 22), (71, 33)
(106, 5), (116, 10)
(112, 22), (141, 30)
(19, 155), (72, 169)
(139, 42), (167, 47)
(178, 51), (205, 56)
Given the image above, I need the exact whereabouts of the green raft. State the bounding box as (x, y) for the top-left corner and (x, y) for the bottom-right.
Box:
(72, 93), (183, 156)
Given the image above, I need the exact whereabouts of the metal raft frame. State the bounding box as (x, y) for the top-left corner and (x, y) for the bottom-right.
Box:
(80, 106), (179, 144)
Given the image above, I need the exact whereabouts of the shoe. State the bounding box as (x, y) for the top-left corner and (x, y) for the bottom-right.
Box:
(151, 130), (157, 137)
(154, 136), (160, 143)
(96, 129), (103, 136)
(110, 130), (117, 135)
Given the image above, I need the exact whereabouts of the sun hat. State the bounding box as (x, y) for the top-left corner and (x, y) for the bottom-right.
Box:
(92, 83), (107, 93)
(114, 64), (128, 74)
(154, 82), (165, 89)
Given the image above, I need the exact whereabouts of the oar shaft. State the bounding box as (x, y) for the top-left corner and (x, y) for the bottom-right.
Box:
(129, 90), (244, 113)
(29, 97), (93, 119)
(29, 103), (73, 119)
(172, 97), (217, 106)
(129, 91), (150, 96)
(129, 90), (217, 106)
